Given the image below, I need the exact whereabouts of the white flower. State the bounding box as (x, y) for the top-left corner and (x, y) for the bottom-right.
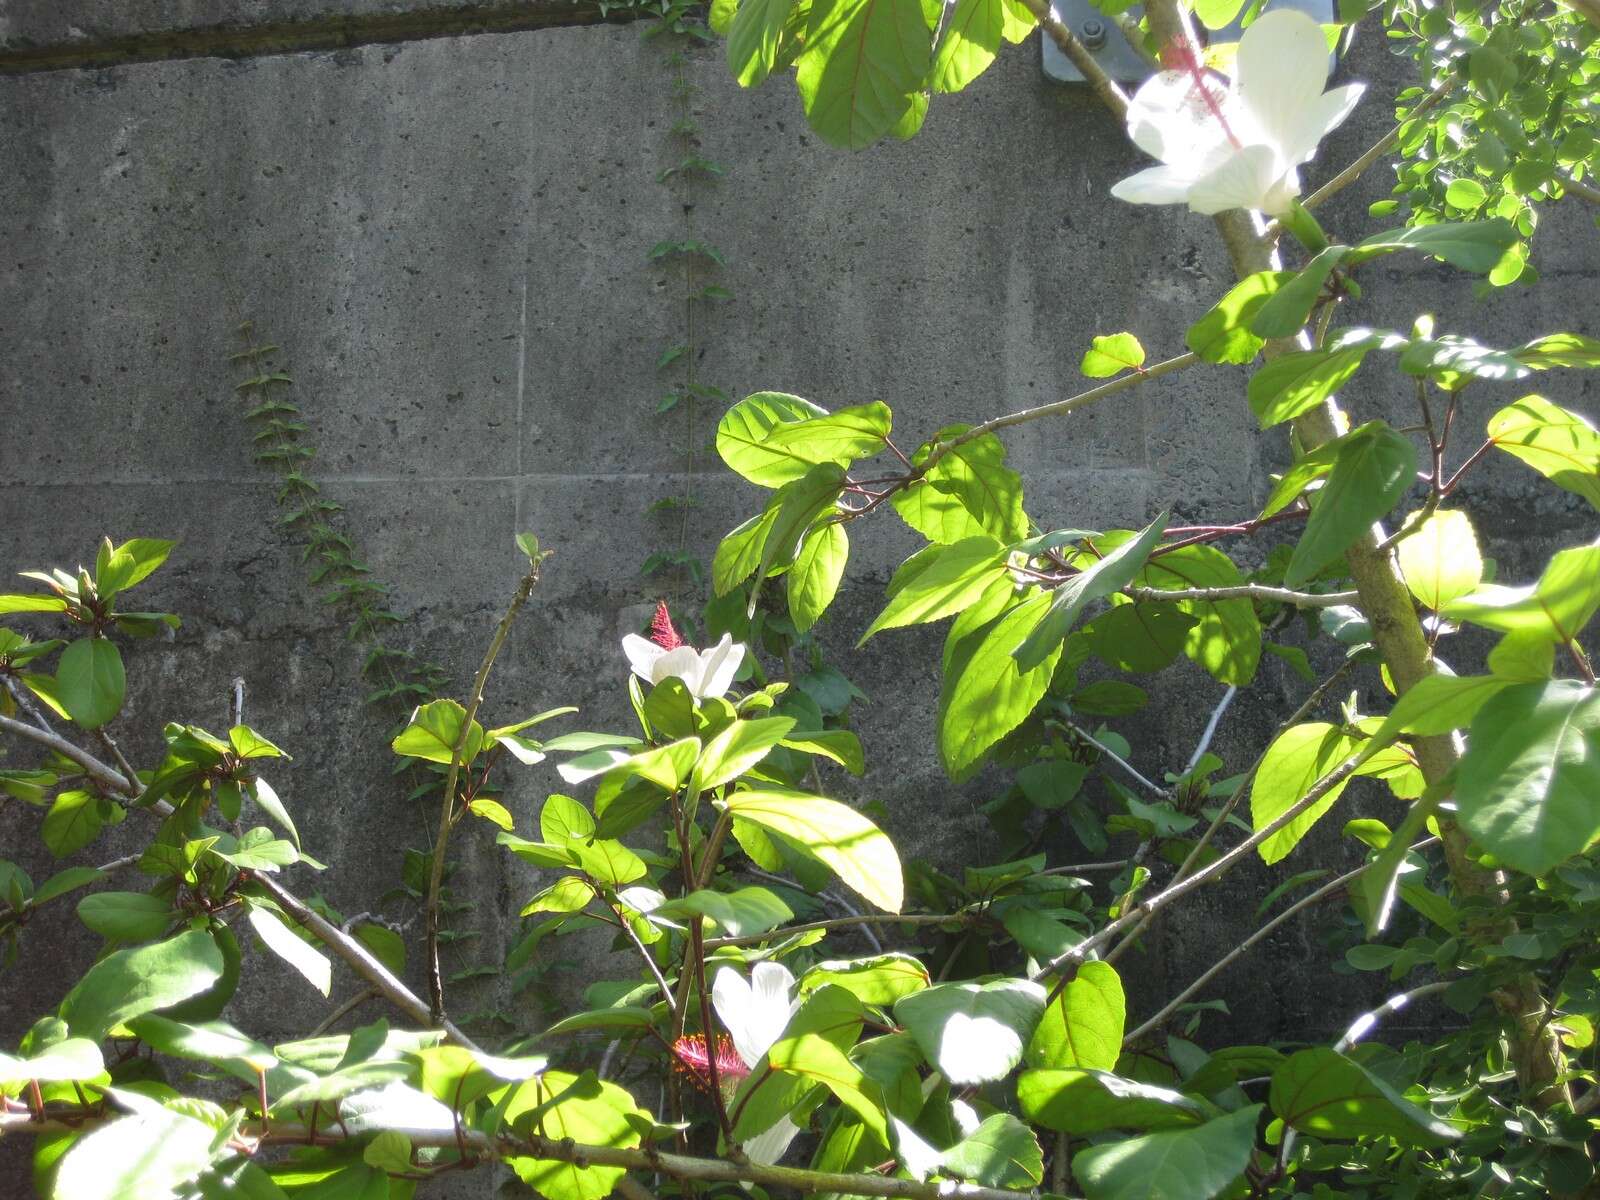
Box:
(712, 962), (802, 1165)
(1110, 9), (1364, 217)
(621, 630), (745, 700)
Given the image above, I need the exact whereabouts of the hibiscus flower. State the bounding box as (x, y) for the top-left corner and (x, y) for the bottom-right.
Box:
(621, 601), (746, 701)
(1110, 8), (1364, 217)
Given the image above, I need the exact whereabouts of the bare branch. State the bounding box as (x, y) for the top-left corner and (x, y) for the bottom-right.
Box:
(1126, 584), (1357, 609)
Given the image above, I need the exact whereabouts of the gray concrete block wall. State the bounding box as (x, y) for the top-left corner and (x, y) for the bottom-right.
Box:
(1, 10), (1598, 1192)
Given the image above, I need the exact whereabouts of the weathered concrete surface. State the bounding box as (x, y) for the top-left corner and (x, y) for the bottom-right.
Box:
(1, 12), (1598, 1193)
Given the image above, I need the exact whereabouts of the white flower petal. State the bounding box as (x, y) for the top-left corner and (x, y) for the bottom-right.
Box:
(1186, 144), (1291, 215)
(713, 963), (795, 1068)
(1111, 163), (1204, 206)
(1125, 70), (1237, 170)
(1236, 9), (1335, 159)
(649, 645), (704, 688)
(695, 634), (746, 701)
(1278, 81), (1366, 165)
(621, 634), (666, 683)
(741, 1114), (801, 1167)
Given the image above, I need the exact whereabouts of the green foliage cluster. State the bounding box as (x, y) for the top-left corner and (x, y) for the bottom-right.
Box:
(4, 0), (1600, 1198)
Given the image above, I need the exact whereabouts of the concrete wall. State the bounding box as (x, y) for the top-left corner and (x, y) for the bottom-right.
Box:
(2, 4), (1598, 1187)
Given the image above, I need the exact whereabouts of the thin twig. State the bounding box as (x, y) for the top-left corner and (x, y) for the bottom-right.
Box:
(1185, 685), (1238, 774)
(2, 676), (55, 736)
(1126, 584), (1357, 609)
(308, 988), (379, 1038)
(1012, 0), (1129, 116)
(1064, 720), (1166, 799)
(0, 713), (136, 796)
(425, 556), (546, 1023)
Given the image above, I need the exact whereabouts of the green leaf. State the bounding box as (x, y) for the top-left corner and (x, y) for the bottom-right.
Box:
(939, 590), (1061, 778)
(1445, 178), (1487, 209)
(573, 839), (648, 888)
(1019, 1068), (1211, 1134)
(728, 0), (793, 85)
(0, 1038), (104, 1086)
(893, 426), (1028, 544)
(106, 538), (176, 591)
(1071, 1104), (1261, 1200)
(391, 699), (484, 766)
(1250, 246), (1348, 339)
(1193, 0), (1246, 27)
(1080, 332), (1146, 377)
(691, 716), (796, 793)
(893, 978), (1045, 1084)
(654, 887), (793, 936)
(1487, 395), (1600, 512)
(733, 985), (867, 1144)
(1026, 960), (1124, 1071)
(750, 463), (848, 615)
(249, 778), (300, 850)
(762, 401), (892, 465)
(54, 1107), (219, 1200)
(1457, 681), (1600, 877)
(1247, 346), (1370, 429)
(248, 904), (331, 997)
(931, 0), (1005, 93)
(0, 593), (68, 614)
(1349, 219), (1517, 273)
(725, 787), (904, 912)
(943, 1113), (1044, 1188)
(795, 0), (934, 150)
(800, 953), (931, 1004)
(504, 1071), (646, 1200)
(1013, 514), (1168, 672)
(1442, 542), (1600, 643)
(32, 866), (105, 907)
(714, 506), (782, 596)
(41, 789), (112, 858)
(788, 519), (849, 633)
(1125, 541), (1260, 686)
(1396, 509), (1482, 610)
(1186, 271), (1294, 365)
(541, 794), (597, 844)
(1514, 333), (1600, 370)
(716, 395), (857, 489)
(779, 729), (866, 775)
(77, 892), (173, 943)
(858, 535), (1006, 643)
(1084, 600), (1196, 674)
(1284, 425), (1417, 588)
(1270, 1047), (1458, 1144)
(60, 929), (225, 1040)
(55, 637), (125, 729)
(1251, 723), (1361, 865)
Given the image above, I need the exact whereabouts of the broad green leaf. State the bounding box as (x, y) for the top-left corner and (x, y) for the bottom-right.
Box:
(690, 716), (796, 793)
(767, 1006), (887, 1141)
(41, 789), (112, 858)
(1442, 542), (1600, 643)
(1457, 681), (1600, 876)
(893, 425), (1028, 544)
(1396, 509), (1482, 610)
(858, 535), (1005, 643)
(932, 0), (1005, 93)
(714, 506), (781, 596)
(779, 729), (866, 775)
(1252, 723), (1361, 864)
(1399, 335), (1531, 390)
(893, 978), (1045, 1084)
(732, 985), (865, 1143)
(1072, 1104), (1261, 1200)
(1487, 395), (1600, 512)
(504, 1071), (646, 1200)
(1349, 219), (1517, 273)
(654, 887), (793, 936)
(1084, 599), (1196, 674)
(1515, 333), (1600, 369)
(761, 402), (892, 466)
(1363, 673), (1511, 754)
(943, 1113), (1044, 1188)
(1026, 960), (1124, 1071)
(728, 0), (794, 86)
(391, 699), (484, 766)
(1248, 346), (1369, 429)
(1261, 436), (1343, 518)
(795, 0), (934, 150)
(750, 463), (849, 615)
(788, 519), (849, 633)
(55, 637), (125, 729)
(522, 875), (596, 916)
(574, 839), (648, 888)
(126, 1016), (276, 1074)
(499, 834), (578, 871)
(1284, 425), (1417, 588)
(800, 953), (931, 1004)
(0, 1038), (103, 1086)
(54, 1106), (218, 1200)
(1014, 514), (1168, 672)
(1080, 332), (1146, 378)
(77, 892), (173, 943)
(1194, 0), (1246, 25)
(60, 929), (225, 1040)
(32, 866), (105, 907)
(1251, 245), (1349, 339)
(1186, 271), (1294, 365)
(1270, 1047), (1458, 1144)
(726, 787), (903, 911)
(248, 779), (300, 851)
(1019, 1068), (1210, 1133)
(1488, 630), (1556, 681)
(939, 590), (1060, 778)
(0, 593), (68, 613)
(248, 905), (331, 997)
(1114, 536), (1261, 687)
(716, 391), (830, 486)
(104, 538), (176, 591)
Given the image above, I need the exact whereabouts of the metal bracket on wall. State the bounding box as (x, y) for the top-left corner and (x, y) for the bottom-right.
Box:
(1041, 0), (1337, 84)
